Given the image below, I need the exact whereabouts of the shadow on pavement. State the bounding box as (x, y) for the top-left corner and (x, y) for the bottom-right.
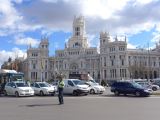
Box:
(100, 94), (150, 98)
(20, 103), (60, 107)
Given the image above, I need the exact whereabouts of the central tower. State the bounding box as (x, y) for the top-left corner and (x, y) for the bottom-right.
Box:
(73, 16), (85, 37)
(67, 16), (89, 49)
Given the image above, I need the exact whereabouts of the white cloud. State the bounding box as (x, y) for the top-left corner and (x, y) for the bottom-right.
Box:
(1, 0), (160, 37)
(0, 48), (27, 67)
(127, 43), (137, 49)
(81, 0), (130, 19)
(14, 34), (40, 47)
(87, 34), (98, 47)
(0, 0), (42, 36)
(135, 0), (158, 5)
(151, 32), (160, 43)
(13, 0), (159, 40)
(0, 0), (21, 26)
(0, 0), (160, 55)
(0, 0), (22, 35)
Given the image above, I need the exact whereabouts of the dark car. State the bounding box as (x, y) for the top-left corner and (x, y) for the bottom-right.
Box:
(110, 81), (151, 97)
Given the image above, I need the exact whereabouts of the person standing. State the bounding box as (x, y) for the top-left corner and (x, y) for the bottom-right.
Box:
(58, 77), (65, 105)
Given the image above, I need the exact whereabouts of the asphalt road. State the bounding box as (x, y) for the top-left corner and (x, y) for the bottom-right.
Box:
(1, 93), (160, 120)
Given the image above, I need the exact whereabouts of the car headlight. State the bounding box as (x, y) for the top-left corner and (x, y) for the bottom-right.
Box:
(78, 87), (83, 89)
(94, 87), (100, 90)
(30, 90), (34, 92)
(144, 89), (151, 93)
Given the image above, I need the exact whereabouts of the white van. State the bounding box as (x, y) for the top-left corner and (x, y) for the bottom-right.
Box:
(63, 79), (90, 96)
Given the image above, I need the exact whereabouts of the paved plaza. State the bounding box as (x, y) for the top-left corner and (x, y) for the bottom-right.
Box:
(1, 91), (160, 120)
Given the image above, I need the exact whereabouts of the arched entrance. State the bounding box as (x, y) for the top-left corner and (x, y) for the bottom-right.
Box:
(69, 63), (79, 74)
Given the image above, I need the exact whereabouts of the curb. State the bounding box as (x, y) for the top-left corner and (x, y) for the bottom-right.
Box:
(152, 92), (160, 95)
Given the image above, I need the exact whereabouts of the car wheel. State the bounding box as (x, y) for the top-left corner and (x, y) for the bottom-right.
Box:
(73, 90), (78, 96)
(135, 91), (140, 97)
(3, 90), (7, 96)
(152, 87), (157, 91)
(40, 91), (44, 96)
(90, 89), (95, 94)
(114, 91), (119, 96)
(15, 91), (19, 97)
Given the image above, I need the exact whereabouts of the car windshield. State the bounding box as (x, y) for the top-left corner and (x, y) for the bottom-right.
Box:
(132, 82), (143, 89)
(138, 82), (147, 85)
(72, 80), (81, 85)
(77, 81), (87, 85)
(39, 83), (49, 87)
(16, 83), (28, 87)
(90, 80), (96, 83)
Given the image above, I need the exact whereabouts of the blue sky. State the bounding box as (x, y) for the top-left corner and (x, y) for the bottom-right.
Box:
(0, 0), (160, 66)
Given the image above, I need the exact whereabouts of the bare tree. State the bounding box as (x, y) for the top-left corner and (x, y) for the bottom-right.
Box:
(128, 63), (147, 79)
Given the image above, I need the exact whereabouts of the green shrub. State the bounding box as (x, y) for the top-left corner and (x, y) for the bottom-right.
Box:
(101, 80), (106, 86)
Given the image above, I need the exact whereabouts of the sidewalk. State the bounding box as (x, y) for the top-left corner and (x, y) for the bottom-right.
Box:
(152, 90), (160, 95)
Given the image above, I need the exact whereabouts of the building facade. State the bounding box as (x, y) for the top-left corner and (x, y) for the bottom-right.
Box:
(23, 39), (50, 81)
(23, 16), (160, 83)
(54, 16), (100, 80)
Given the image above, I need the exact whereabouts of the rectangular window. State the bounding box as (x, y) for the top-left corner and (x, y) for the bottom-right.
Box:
(33, 64), (36, 69)
(110, 69), (116, 78)
(31, 72), (36, 79)
(110, 70), (113, 78)
(122, 59), (124, 66)
(81, 61), (83, 68)
(104, 70), (107, 78)
(45, 72), (47, 79)
(111, 60), (114, 66)
(120, 69), (126, 78)
(104, 57), (106, 66)
(35, 72), (37, 80)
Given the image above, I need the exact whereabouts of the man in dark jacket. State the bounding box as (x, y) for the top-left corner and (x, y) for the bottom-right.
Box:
(58, 78), (65, 105)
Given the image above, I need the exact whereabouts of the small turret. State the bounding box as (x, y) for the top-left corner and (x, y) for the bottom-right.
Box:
(115, 35), (118, 41)
(100, 31), (110, 46)
(39, 36), (49, 49)
(124, 36), (127, 42)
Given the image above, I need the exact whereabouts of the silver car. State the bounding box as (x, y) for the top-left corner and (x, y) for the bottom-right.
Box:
(31, 82), (55, 96)
(4, 81), (34, 97)
(137, 81), (159, 91)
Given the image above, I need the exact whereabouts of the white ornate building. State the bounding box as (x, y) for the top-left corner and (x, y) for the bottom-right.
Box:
(23, 16), (160, 83)
(23, 39), (50, 81)
(55, 16), (100, 80)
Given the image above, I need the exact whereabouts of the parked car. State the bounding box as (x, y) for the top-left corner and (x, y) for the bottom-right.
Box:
(31, 82), (55, 96)
(4, 81), (34, 97)
(63, 79), (90, 96)
(110, 81), (151, 97)
(136, 81), (159, 91)
(52, 80), (59, 92)
(152, 79), (160, 87)
(85, 81), (105, 94)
